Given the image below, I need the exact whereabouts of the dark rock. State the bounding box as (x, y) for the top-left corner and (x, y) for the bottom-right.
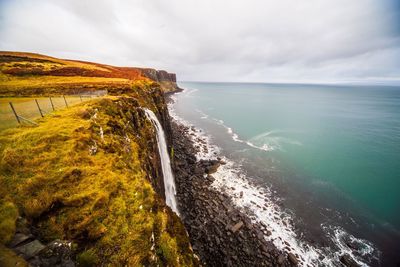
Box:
(9, 233), (34, 248)
(32, 240), (75, 267)
(15, 240), (45, 259)
(194, 166), (204, 174)
(340, 254), (360, 267)
(207, 175), (215, 183)
(288, 252), (298, 266)
(205, 162), (220, 174)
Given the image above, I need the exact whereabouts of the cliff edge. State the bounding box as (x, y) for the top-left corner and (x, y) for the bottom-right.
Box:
(0, 52), (196, 266)
(0, 51), (181, 95)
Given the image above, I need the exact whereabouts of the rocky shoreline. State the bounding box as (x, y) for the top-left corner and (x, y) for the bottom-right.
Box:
(171, 121), (298, 266)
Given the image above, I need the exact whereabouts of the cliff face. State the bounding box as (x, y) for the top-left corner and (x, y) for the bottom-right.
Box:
(141, 69), (176, 83)
(137, 68), (181, 93)
(0, 52), (196, 266)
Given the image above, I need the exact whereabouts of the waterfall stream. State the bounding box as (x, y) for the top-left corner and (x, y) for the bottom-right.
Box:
(144, 108), (179, 215)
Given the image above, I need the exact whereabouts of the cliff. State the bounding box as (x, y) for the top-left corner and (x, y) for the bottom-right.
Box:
(141, 69), (182, 93)
(0, 52), (196, 266)
(0, 51), (181, 95)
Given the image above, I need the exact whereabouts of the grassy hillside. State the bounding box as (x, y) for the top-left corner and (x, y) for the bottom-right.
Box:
(0, 52), (196, 266)
(0, 97), (196, 266)
(0, 51), (177, 96)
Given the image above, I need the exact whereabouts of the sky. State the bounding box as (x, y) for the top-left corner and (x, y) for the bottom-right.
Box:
(0, 0), (399, 84)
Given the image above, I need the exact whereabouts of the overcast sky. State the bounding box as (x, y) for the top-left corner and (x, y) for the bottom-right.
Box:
(0, 0), (399, 84)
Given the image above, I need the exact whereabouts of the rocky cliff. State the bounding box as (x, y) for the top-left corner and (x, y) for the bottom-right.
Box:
(141, 69), (182, 93)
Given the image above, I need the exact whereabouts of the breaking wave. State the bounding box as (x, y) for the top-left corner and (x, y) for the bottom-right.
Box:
(195, 109), (302, 152)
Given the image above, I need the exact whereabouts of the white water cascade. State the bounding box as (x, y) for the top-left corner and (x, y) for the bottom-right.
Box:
(144, 108), (179, 215)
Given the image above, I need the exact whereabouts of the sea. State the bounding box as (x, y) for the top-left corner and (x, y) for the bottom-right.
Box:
(168, 82), (400, 267)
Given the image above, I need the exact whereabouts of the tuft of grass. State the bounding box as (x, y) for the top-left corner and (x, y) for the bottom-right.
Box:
(0, 201), (18, 245)
(76, 249), (98, 267)
(0, 245), (28, 267)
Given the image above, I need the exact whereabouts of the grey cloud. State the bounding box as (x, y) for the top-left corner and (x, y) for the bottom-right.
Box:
(0, 0), (399, 84)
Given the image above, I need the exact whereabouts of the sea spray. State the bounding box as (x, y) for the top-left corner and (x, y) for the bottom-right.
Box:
(144, 108), (179, 215)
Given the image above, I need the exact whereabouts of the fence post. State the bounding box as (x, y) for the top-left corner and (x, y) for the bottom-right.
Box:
(9, 102), (21, 124)
(63, 95), (68, 107)
(80, 95), (83, 102)
(49, 97), (55, 111)
(35, 99), (44, 117)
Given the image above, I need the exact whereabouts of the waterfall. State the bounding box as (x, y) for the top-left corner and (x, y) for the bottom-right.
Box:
(144, 108), (179, 215)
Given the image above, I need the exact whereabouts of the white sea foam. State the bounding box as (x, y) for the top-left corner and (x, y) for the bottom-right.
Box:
(248, 130), (303, 152)
(183, 88), (198, 97)
(322, 225), (380, 266)
(195, 109), (284, 152)
(168, 90), (377, 266)
(195, 109), (209, 119)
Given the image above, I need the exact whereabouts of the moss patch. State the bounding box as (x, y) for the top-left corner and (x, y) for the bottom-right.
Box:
(0, 245), (28, 267)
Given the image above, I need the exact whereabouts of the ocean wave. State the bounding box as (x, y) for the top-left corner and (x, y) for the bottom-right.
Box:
(248, 130), (303, 151)
(195, 109), (302, 152)
(168, 97), (378, 267)
(183, 88), (198, 97)
(195, 109), (278, 151)
(322, 225), (380, 266)
(195, 109), (209, 119)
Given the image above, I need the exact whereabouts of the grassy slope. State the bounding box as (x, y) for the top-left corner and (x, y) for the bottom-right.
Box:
(0, 52), (196, 266)
(0, 98), (195, 266)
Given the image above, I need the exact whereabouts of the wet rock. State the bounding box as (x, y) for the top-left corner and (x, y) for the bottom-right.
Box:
(340, 254), (360, 267)
(15, 240), (45, 259)
(9, 233), (34, 248)
(31, 240), (75, 267)
(288, 252), (298, 266)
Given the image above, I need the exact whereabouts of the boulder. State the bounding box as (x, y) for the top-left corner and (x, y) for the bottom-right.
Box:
(15, 240), (45, 259)
(206, 162), (220, 174)
(34, 240), (75, 267)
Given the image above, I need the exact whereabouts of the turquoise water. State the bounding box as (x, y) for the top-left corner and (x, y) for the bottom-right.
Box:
(172, 82), (400, 265)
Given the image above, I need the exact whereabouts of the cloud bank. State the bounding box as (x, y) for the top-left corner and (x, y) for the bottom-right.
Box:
(1, 0), (399, 83)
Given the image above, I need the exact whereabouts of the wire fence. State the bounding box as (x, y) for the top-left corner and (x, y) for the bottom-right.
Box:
(0, 90), (107, 131)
